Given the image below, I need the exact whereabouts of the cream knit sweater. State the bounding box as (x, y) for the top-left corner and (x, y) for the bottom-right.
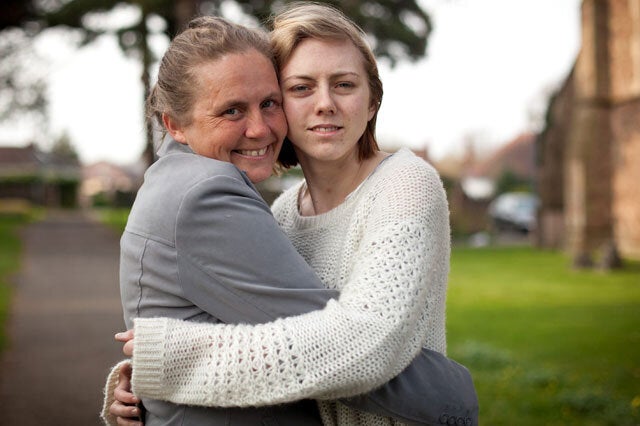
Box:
(121, 148), (450, 424)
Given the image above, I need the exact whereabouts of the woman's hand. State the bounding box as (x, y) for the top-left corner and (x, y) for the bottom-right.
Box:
(115, 329), (135, 357)
(109, 361), (143, 426)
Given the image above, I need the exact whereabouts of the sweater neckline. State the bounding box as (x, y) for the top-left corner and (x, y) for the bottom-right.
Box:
(291, 149), (405, 228)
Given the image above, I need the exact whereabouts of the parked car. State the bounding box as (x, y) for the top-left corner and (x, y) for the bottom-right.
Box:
(488, 192), (539, 233)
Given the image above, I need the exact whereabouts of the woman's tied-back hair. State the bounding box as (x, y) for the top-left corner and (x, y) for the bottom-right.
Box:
(270, 2), (383, 168)
(147, 16), (274, 131)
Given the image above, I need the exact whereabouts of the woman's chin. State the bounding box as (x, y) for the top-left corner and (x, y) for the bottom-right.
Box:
(243, 166), (273, 184)
(232, 145), (281, 183)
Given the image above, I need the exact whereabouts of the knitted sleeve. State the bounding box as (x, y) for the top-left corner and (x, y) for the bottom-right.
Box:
(131, 160), (450, 408)
(100, 359), (131, 426)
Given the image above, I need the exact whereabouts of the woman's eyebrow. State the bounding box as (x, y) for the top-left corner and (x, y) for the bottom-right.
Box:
(214, 90), (281, 111)
(217, 99), (247, 110)
(281, 75), (313, 84)
(282, 71), (360, 83)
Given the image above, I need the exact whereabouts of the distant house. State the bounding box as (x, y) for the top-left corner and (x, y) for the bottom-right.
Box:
(467, 132), (537, 195)
(427, 133), (537, 236)
(80, 161), (144, 208)
(0, 144), (81, 207)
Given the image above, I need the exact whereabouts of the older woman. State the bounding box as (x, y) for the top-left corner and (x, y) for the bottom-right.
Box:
(102, 16), (339, 426)
(104, 3), (476, 426)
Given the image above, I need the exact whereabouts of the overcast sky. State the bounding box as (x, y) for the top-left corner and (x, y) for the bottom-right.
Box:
(0, 0), (582, 165)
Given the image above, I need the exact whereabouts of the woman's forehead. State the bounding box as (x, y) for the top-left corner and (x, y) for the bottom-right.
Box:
(190, 52), (279, 107)
(281, 38), (365, 77)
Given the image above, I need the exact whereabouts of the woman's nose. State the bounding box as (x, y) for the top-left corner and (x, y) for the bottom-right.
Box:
(245, 112), (270, 139)
(315, 87), (336, 115)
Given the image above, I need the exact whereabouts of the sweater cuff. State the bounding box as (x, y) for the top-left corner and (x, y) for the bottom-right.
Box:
(100, 359), (131, 426)
(131, 317), (169, 398)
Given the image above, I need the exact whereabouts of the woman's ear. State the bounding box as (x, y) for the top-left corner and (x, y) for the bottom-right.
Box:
(368, 101), (378, 121)
(162, 113), (188, 144)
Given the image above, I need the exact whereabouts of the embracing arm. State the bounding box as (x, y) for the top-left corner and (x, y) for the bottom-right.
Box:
(102, 168), (339, 425)
(131, 162), (451, 408)
(173, 172), (339, 324)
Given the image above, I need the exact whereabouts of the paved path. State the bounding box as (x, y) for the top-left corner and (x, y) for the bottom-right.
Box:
(0, 210), (126, 425)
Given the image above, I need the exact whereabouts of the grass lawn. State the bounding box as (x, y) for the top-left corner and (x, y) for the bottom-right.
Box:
(95, 208), (130, 234)
(0, 213), (31, 351)
(446, 246), (640, 426)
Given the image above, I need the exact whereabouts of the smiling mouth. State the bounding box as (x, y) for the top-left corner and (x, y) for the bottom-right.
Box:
(235, 147), (268, 157)
(310, 125), (341, 133)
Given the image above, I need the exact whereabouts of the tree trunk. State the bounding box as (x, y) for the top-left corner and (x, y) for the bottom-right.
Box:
(139, 8), (154, 167)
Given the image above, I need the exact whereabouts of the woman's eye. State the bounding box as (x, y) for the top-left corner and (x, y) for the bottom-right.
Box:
(224, 108), (239, 116)
(261, 99), (279, 109)
(291, 85), (309, 92)
(337, 82), (354, 89)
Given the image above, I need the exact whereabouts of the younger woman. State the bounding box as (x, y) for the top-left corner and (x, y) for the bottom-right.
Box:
(106, 3), (475, 426)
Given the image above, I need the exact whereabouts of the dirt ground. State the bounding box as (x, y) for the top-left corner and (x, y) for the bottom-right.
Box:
(0, 210), (126, 425)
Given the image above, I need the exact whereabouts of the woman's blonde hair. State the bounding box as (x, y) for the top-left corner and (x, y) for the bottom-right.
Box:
(147, 16), (274, 129)
(269, 2), (383, 168)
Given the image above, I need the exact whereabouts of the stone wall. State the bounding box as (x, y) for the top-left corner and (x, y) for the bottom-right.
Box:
(611, 98), (640, 259)
(536, 71), (574, 249)
(609, 0), (640, 259)
(537, 0), (640, 263)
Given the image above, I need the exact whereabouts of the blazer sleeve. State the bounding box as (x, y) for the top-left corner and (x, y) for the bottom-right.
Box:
(174, 173), (339, 325)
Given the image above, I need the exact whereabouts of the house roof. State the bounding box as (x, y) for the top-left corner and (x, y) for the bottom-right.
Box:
(0, 144), (80, 178)
(0, 144), (40, 164)
(468, 132), (537, 180)
(0, 144), (42, 175)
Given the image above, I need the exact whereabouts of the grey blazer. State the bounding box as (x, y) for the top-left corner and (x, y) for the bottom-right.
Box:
(121, 139), (477, 425)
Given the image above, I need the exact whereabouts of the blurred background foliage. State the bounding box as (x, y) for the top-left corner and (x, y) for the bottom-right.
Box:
(0, 0), (433, 164)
